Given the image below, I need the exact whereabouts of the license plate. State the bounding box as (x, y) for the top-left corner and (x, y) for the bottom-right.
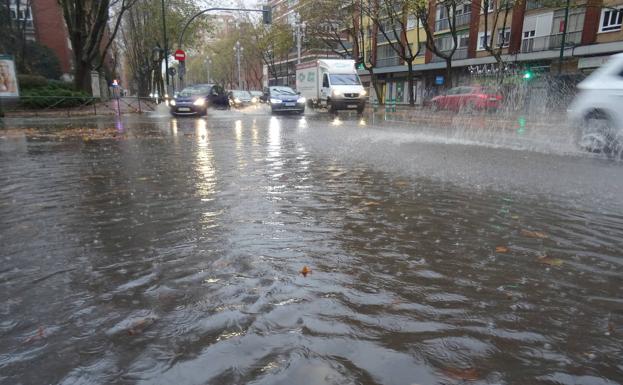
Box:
(347, 104), (358, 109)
(285, 102), (295, 107)
(178, 107), (191, 112)
(488, 98), (497, 101)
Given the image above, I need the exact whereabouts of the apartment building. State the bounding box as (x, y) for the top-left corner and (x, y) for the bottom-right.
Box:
(347, 0), (623, 104)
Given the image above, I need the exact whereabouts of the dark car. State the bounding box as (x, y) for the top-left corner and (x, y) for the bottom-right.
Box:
(249, 91), (263, 103)
(265, 86), (305, 115)
(169, 84), (228, 116)
(228, 90), (254, 108)
(430, 86), (503, 112)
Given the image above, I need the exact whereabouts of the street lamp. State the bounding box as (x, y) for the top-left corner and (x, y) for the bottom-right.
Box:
(205, 57), (212, 83)
(233, 41), (243, 89)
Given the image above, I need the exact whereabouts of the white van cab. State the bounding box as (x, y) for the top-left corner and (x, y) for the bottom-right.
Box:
(296, 59), (367, 113)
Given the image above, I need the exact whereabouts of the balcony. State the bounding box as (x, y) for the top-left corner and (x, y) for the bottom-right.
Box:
(376, 56), (401, 67)
(431, 47), (468, 62)
(377, 29), (404, 44)
(520, 31), (582, 53)
(435, 13), (471, 32)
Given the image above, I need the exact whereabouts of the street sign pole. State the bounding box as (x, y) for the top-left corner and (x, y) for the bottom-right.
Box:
(161, 0), (169, 95)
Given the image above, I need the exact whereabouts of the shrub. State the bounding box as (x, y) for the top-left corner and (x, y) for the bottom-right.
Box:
(20, 86), (94, 109)
(18, 74), (48, 89)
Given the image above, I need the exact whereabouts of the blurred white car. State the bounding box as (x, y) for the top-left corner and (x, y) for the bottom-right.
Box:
(568, 53), (623, 154)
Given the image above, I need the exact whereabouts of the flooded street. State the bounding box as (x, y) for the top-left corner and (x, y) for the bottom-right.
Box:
(1, 110), (622, 385)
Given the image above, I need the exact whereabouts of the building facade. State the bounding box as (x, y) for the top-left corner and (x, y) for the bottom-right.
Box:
(290, 0), (623, 104)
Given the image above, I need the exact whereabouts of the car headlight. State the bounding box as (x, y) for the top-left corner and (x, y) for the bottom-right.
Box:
(170, 100), (176, 106)
(297, 96), (306, 104)
(332, 90), (342, 97)
(251, 97), (258, 103)
(270, 98), (282, 104)
(234, 98), (241, 104)
(360, 89), (367, 96)
(193, 98), (206, 106)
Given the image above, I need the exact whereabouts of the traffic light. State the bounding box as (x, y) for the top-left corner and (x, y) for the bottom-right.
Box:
(262, 5), (272, 24)
(522, 70), (533, 80)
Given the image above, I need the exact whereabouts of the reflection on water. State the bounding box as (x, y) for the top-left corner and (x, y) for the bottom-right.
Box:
(0, 114), (622, 385)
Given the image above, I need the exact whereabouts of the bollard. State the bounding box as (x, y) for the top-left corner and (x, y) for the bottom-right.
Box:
(137, 95), (142, 113)
(385, 97), (390, 112)
(391, 98), (396, 112)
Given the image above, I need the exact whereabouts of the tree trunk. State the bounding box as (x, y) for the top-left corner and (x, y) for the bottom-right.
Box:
(407, 60), (415, 106)
(74, 60), (93, 94)
(445, 58), (453, 89)
(367, 69), (382, 105)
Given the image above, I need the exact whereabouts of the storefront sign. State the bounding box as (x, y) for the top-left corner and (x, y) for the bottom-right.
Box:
(578, 56), (611, 69)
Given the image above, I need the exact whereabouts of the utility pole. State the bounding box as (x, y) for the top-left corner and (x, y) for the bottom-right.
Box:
(206, 57), (212, 83)
(234, 41), (243, 89)
(558, 0), (571, 75)
(161, 0), (169, 95)
(294, 13), (306, 64)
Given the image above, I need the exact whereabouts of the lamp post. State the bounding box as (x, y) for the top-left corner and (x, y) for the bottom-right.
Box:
(234, 41), (243, 89)
(205, 57), (212, 83)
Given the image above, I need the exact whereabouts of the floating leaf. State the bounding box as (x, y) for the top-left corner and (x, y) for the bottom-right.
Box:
(127, 318), (156, 336)
(23, 326), (45, 344)
(537, 255), (563, 267)
(299, 266), (312, 277)
(521, 229), (548, 239)
(442, 367), (480, 381)
(362, 201), (381, 207)
(495, 246), (509, 253)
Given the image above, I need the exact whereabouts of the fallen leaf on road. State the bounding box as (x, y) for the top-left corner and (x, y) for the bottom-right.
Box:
(608, 322), (615, 335)
(495, 246), (509, 253)
(442, 367), (480, 381)
(299, 266), (312, 277)
(521, 229), (548, 239)
(537, 255), (563, 267)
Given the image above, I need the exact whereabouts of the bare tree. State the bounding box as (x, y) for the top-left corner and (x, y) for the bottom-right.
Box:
(413, 0), (464, 88)
(363, 0), (425, 105)
(59, 0), (138, 92)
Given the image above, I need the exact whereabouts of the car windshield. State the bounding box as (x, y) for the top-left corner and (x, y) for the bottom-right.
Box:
(250, 91), (263, 97)
(270, 87), (297, 95)
(329, 74), (361, 85)
(232, 90), (251, 98)
(179, 86), (210, 97)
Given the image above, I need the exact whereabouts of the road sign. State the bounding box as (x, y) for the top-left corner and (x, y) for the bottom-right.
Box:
(174, 49), (186, 61)
(168, 67), (177, 76)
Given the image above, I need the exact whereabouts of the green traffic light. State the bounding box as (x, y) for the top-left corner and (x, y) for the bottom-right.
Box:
(523, 71), (533, 79)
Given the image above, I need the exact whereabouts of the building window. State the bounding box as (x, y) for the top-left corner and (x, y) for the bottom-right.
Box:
(477, 31), (489, 50)
(498, 27), (510, 47)
(523, 30), (535, 39)
(599, 7), (623, 32)
(481, 0), (494, 14)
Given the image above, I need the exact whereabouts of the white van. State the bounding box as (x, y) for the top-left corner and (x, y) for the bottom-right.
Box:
(296, 59), (367, 113)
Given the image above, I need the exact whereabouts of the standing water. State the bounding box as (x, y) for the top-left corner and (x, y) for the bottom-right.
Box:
(1, 113), (622, 385)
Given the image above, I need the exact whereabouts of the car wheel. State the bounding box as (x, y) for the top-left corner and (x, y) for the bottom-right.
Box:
(577, 111), (619, 154)
(327, 102), (337, 114)
(462, 100), (477, 114)
(297, 109), (305, 115)
(356, 105), (365, 114)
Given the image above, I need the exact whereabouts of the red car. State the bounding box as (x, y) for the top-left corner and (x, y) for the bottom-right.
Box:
(430, 86), (503, 112)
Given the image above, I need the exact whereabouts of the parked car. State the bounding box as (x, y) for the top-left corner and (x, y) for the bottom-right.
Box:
(265, 86), (305, 115)
(169, 84), (228, 116)
(568, 53), (623, 154)
(228, 90), (254, 108)
(430, 86), (502, 112)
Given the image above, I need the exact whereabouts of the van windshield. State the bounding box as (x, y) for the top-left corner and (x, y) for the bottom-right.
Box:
(329, 74), (361, 85)
(179, 86), (211, 96)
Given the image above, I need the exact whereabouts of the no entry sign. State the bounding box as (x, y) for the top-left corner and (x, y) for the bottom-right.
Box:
(174, 49), (186, 61)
